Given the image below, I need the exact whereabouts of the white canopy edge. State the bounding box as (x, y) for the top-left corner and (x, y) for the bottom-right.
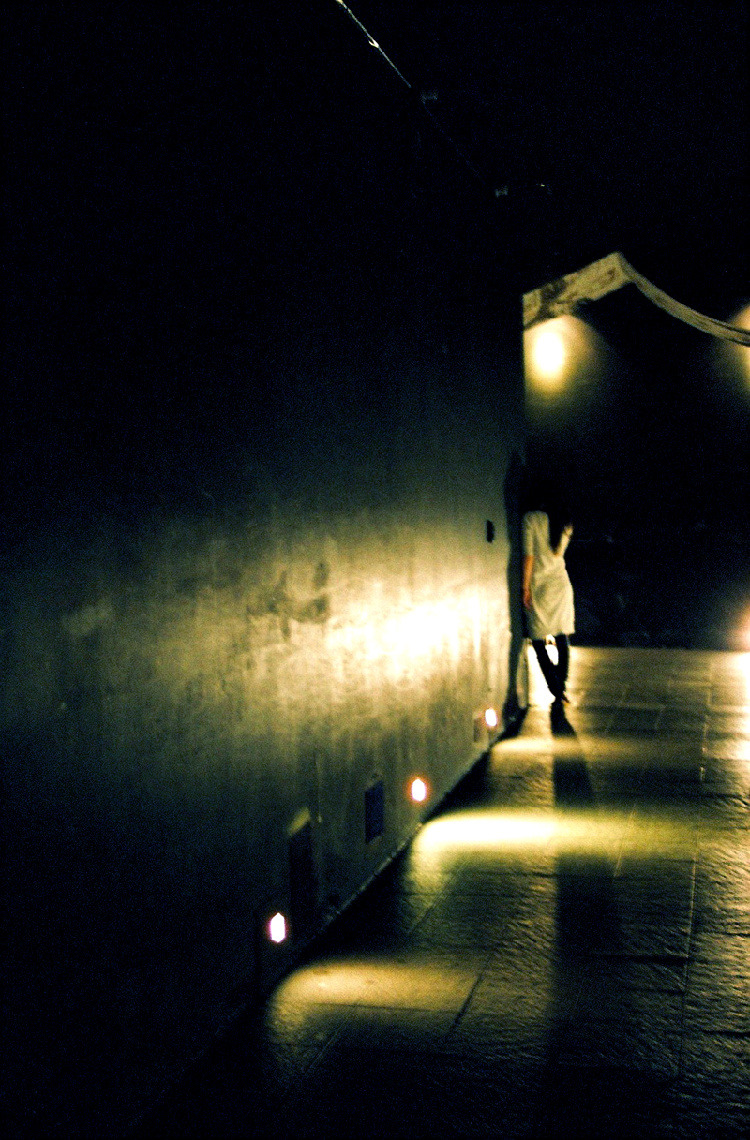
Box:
(522, 251), (750, 345)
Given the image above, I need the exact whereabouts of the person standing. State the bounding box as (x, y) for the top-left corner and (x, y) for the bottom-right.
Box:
(522, 496), (575, 716)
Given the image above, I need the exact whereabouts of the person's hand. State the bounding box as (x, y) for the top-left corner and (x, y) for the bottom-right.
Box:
(523, 586), (532, 611)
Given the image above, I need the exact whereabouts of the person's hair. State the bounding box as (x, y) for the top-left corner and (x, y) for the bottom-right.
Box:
(524, 476), (572, 553)
(522, 478), (569, 554)
(547, 503), (572, 554)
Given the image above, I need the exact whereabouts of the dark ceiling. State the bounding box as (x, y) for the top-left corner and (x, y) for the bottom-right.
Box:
(344, 1), (749, 310)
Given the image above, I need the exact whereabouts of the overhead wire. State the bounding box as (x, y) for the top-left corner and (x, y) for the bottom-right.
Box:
(333, 0), (414, 92)
(332, 0), (500, 195)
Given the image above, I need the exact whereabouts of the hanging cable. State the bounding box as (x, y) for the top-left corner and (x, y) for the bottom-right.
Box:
(332, 0), (499, 195)
(333, 0), (413, 91)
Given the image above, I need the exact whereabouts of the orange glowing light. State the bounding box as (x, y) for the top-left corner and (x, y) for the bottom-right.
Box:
(523, 314), (602, 401)
(532, 326), (565, 379)
(410, 778), (428, 803)
(268, 912), (287, 943)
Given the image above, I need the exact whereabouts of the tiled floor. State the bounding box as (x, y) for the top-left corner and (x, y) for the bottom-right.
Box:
(133, 648), (750, 1138)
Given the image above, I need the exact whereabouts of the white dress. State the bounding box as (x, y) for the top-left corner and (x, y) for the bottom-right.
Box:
(522, 511), (575, 639)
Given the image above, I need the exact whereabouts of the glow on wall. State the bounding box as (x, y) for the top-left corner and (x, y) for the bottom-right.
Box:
(523, 315), (602, 401)
(711, 304), (750, 396)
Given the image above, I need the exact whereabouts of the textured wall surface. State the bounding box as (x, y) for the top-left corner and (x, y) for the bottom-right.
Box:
(2, 5), (525, 1134)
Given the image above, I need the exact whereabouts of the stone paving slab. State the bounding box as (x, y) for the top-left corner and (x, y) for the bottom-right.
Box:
(132, 648), (750, 1139)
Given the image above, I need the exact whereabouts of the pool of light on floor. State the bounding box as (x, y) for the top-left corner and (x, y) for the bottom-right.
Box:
(411, 806), (700, 862)
(271, 954), (484, 1011)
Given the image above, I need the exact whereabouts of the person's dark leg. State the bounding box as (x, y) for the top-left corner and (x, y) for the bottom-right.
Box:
(532, 638), (563, 699)
(555, 634), (570, 697)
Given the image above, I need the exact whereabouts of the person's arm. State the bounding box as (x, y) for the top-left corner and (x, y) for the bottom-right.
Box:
(522, 554), (533, 611)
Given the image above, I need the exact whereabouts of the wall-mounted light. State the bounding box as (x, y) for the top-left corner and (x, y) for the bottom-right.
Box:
(523, 315), (601, 402)
(268, 912), (287, 943)
(409, 777), (429, 803)
(484, 707), (499, 730)
(531, 325), (566, 381)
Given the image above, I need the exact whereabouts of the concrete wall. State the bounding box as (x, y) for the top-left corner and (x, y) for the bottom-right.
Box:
(2, 6), (525, 1134)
